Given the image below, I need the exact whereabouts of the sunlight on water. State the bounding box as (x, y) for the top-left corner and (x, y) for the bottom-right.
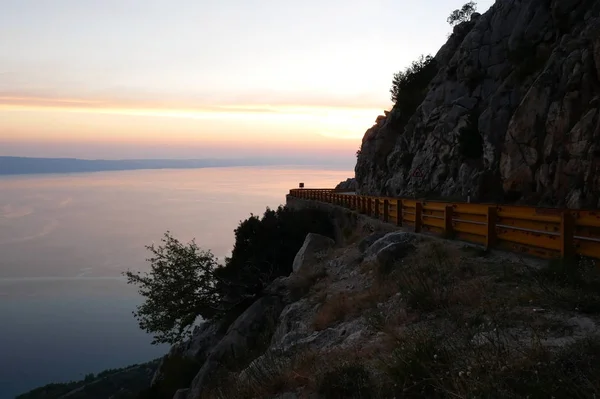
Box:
(0, 166), (350, 398)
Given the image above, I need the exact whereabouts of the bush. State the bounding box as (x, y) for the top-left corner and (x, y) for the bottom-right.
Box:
(215, 206), (335, 308)
(124, 206), (334, 345)
(390, 55), (438, 116)
(447, 1), (477, 26)
(124, 232), (221, 345)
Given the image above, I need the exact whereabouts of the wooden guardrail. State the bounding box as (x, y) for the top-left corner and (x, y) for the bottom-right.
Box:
(288, 188), (600, 260)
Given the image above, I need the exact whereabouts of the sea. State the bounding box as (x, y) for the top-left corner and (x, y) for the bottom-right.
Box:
(0, 166), (351, 398)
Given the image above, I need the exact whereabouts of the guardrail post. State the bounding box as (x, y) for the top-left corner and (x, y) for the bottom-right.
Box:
(396, 199), (403, 226)
(485, 206), (497, 249)
(383, 199), (389, 223)
(444, 205), (453, 238)
(367, 198), (373, 216)
(415, 202), (422, 233)
(560, 210), (575, 259)
(375, 199), (380, 219)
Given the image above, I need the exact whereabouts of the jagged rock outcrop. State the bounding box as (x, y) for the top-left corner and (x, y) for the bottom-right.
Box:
(356, 0), (600, 208)
(292, 233), (335, 273)
(335, 178), (358, 191)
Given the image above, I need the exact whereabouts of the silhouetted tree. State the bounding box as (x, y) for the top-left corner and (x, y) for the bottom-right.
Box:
(390, 55), (438, 115)
(124, 232), (221, 345)
(447, 1), (477, 26)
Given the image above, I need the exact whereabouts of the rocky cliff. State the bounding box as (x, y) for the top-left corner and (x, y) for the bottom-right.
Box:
(356, 0), (600, 208)
(141, 199), (600, 398)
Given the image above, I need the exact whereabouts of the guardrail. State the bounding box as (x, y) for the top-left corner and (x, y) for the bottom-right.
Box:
(288, 188), (600, 260)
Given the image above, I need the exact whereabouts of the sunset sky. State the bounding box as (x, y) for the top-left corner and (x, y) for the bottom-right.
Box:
(1, 0), (493, 163)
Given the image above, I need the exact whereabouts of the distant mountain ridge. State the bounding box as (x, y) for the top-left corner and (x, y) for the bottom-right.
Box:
(0, 156), (350, 175)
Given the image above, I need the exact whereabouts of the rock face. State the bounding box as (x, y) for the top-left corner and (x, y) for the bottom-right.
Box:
(356, 0), (600, 208)
(186, 295), (285, 398)
(335, 178), (358, 192)
(292, 233), (335, 273)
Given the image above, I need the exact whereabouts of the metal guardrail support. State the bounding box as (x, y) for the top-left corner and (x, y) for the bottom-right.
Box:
(415, 202), (423, 233)
(486, 206), (497, 249)
(383, 199), (389, 223)
(444, 205), (453, 238)
(561, 211), (575, 258)
(396, 199), (403, 227)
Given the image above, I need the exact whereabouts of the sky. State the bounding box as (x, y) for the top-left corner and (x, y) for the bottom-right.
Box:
(0, 0), (494, 161)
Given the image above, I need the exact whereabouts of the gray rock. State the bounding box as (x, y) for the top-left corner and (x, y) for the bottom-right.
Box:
(354, 0), (600, 208)
(172, 388), (190, 399)
(292, 233), (335, 273)
(567, 316), (597, 333)
(186, 295), (285, 397)
(358, 232), (387, 253)
(374, 242), (415, 272)
(335, 178), (357, 191)
(364, 232), (415, 261)
(150, 320), (224, 389)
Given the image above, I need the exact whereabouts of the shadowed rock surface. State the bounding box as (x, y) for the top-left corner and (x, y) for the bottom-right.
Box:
(356, 0), (600, 208)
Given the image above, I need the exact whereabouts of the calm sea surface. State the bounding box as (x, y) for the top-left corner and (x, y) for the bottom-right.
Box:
(0, 166), (351, 398)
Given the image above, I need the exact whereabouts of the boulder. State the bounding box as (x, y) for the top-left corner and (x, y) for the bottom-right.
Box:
(292, 233), (335, 273)
(186, 295), (285, 397)
(374, 242), (414, 273)
(172, 388), (190, 399)
(364, 232), (415, 261)
(358, 232), (387, 253)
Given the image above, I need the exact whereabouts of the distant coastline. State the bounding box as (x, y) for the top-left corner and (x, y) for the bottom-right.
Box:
(0, 156), (353, 176)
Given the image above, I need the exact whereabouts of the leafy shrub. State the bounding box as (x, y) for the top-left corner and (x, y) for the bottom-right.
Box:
(125, 206), (334, 345)
(124, 233), (221, 344)
(390, 55), (438, 116)
(215, 206), (335, 308)
(447, 1), (477, 26)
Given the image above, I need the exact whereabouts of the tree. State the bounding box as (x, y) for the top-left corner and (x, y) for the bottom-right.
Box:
(214, 206), (335, 308)
(390, 55), (438, 115)
(447, 1), (477, 26)
(123, 232), (221, 345)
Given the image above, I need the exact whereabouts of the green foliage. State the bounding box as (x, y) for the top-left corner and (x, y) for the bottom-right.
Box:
(124, 232), (221, 345)
(389, 55), (438, 116)
(447, 1), (477, 26)
(125, 206), (333, 345)
(215, 206), (335, 307)
(318, 364), (375, 399)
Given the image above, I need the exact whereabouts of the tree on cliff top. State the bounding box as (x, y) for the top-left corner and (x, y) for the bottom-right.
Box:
(124, 232), (221, 345)
(124, 206), (334, 345)
(447, 1), (477, 26)
(390, 54), (438, 114)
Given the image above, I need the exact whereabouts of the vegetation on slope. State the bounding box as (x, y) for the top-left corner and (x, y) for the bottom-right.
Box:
(203, 234), (600, 398)
(124, 205), (334, 346)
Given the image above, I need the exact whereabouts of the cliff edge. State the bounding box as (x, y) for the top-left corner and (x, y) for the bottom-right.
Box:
(356, 0), (600, 208)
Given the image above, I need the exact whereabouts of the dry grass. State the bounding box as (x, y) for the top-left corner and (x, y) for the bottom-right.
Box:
(207, 234), (600, 398)
(206, 346), (380, 399)
(312, 280), (398, 331)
